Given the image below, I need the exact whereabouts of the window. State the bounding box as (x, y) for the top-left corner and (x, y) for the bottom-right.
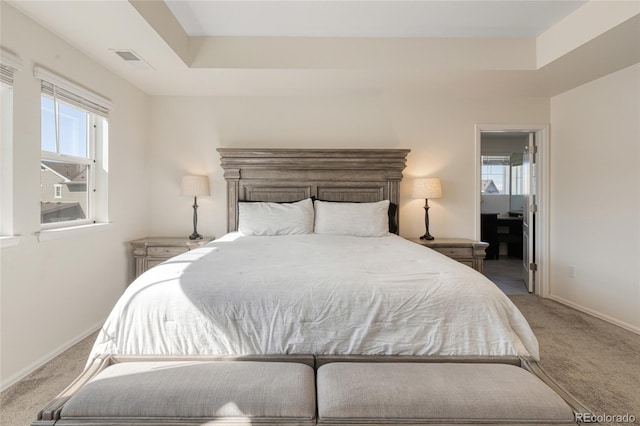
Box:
(1, 81), (14, 235)
(481, 155), (510, 195)
(35, 66), (112, 229)
(1, 49), (22, 240)
(54, 184), (63, 199)
(511, 164), (524, 195)
(40, 96), (93, 224)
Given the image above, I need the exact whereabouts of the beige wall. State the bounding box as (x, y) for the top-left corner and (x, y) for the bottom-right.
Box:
(549, 63), (640, 332)
(0, 5), (150, 388)
(147, 94), (550, 241)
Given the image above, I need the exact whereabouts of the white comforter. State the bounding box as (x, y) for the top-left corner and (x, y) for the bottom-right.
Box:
(90, 233), (539, 361)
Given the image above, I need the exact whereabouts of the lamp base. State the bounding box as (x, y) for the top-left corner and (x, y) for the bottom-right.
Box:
(189, 197), (202, 240)
(421, 202), (435, 241)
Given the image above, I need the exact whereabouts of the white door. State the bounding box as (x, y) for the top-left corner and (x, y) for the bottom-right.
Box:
(522, 133), (536, 293)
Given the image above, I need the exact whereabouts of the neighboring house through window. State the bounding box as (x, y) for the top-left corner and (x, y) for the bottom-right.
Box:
(35, 66), (112, 228)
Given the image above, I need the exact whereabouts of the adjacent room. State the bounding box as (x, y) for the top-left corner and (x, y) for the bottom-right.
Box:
(1, 1), (639, 425)
(480, 131), (533, 295)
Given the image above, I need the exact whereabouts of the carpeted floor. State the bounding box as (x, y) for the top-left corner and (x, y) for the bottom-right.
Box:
(2, 295), (639, 425)
(0, 331), (98, 426)
(509, 295), (640, 425)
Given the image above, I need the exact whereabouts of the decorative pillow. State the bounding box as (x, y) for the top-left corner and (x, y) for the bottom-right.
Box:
(238, 198), (314, 236)
(314, 200), (390, 237)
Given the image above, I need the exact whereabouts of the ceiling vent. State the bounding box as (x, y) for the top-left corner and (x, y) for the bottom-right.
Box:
(111, 49), (154, 70)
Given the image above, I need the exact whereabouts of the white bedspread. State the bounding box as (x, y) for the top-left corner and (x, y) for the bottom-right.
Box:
(90, 233), (539, 361)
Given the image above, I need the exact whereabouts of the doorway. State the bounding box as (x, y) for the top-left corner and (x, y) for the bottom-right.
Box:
(475, 125), (549, 297)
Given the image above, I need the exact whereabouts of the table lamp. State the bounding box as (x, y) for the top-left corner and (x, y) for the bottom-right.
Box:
(181, 175), (210, 240)
(411, 177), (442, 240)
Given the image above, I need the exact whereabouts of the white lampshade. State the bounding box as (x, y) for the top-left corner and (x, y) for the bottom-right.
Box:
(412, 177), (442, 199)
(181, 175), (210, 197)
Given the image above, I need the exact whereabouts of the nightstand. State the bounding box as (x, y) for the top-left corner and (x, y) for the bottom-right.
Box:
(408, 238), (489, 273)
(130, 237), (214, 278)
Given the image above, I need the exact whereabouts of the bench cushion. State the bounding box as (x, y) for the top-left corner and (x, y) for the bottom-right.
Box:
(60, 361), (316, 423)
(317, 362), (575, 424)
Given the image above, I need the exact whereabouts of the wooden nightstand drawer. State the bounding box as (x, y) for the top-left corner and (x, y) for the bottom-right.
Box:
(147, 246), (189, 257)
(130, 237), (214, 280)
(433, 247), (473, 258)
(145, 260), (165, 270)
(407, 238), (488, 273)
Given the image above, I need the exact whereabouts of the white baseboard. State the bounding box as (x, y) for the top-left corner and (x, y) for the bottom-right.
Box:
(547, 294), (640, 335)
(0, 322), (102, 393)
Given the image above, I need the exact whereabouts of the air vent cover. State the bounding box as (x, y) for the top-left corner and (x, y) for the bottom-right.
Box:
(111, 49), (154, 70)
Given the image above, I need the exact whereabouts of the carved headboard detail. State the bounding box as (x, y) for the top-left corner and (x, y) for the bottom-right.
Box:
(217, 148), (411, 233)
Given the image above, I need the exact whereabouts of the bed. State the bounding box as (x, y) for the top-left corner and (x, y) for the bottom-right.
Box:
(88, 148), (539, 361)
(38, 149), (590, 426)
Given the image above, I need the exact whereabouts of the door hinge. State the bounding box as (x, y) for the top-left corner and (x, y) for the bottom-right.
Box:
(529, 204), (538, 213)
(530, 145), (538, 155)
(530, 263), (538, 271)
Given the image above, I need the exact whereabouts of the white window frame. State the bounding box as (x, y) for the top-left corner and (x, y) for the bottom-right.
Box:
(1, 81), (15, 235)
(1, 48), (22, 247)
(53, 184), (63, 199)
(481, 154), (511, 195)
(40, 97), (96, 229)
(511, 163), (524, 195)
(35, 66), (112, 232)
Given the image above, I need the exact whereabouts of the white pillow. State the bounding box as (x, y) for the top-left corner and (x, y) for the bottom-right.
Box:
(314, 200), (390, 237)
(238, 198), (314, 236)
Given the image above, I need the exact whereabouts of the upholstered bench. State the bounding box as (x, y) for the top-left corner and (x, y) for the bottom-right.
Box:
(316, 361), (580, 425)
(33, 355), (316, 426)
(34, 355), (587, 425)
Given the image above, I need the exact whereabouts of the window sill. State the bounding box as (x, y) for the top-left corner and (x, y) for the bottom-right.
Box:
(0, 236), (21, 249)
(37, 222), (112, 242)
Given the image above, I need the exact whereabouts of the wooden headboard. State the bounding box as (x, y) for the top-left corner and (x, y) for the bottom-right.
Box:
(217, 148), (411, 233)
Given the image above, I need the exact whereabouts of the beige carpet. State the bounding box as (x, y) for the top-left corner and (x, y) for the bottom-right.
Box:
(1, 331), (98, 426)
(509, 295), (640, 425)
(2, 295), (639, 425)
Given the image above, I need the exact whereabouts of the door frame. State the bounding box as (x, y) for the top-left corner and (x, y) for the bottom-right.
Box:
(474, 124), (550, 297)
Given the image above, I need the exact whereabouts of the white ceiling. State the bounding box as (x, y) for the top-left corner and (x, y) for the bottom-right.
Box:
(164, 0), (586, 38)
(6, 0), (638, 97)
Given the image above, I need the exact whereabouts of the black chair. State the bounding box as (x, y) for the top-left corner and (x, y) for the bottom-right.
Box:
(481, 213), (499, 260)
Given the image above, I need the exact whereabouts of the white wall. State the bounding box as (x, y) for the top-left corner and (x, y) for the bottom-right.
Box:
(0, 5), (150, 388)
(481, 195), (510, 215)
(147, 94), (549, 241)
(549, 63), (640, 332)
